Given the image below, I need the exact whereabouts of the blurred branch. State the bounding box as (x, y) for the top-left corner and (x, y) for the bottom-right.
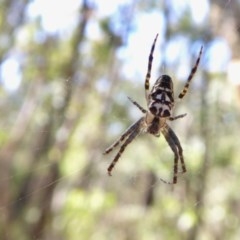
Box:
(0, 0), (30, 63)
(0, 79), (42, 234)
(210, 0), (240, 59)
(5, 1), (94, 238)
(187, 70), (211, 240)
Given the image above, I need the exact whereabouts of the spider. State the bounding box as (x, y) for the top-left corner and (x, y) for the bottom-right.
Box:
(103, 33), (203, 184)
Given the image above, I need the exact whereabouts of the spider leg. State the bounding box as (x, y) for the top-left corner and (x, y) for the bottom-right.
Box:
(161, 125), (180, 184)
(107, 120), (143, 176)
(178, 46), (203, 99)
(167, 126), (186, 174)
(127, 96), (147, 113)
(169, 113), (187, 121)
(145, 34), (158, 102)
(103, 118), (143, 155)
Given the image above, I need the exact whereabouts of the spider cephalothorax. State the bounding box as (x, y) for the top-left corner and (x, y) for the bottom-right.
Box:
(104, 33), (203, 184)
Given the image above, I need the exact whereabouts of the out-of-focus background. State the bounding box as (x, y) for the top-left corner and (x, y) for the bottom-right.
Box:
(0, 0), (240, 239)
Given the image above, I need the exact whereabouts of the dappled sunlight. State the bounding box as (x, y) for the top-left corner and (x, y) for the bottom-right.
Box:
(0, 0), (240, 239)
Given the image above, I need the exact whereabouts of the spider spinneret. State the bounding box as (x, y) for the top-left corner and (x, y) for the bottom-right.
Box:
(104, 33), (203, 184)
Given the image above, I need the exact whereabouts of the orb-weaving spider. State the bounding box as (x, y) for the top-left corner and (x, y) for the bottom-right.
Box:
(104, 34), (203, 184)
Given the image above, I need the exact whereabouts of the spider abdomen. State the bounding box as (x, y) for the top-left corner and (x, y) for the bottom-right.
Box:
(148, 75), (174, 118)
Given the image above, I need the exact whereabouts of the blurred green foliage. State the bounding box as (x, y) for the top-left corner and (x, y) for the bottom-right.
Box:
(0, 0), (240, 240)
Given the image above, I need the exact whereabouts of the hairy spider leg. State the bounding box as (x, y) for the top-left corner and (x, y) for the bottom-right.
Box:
(127, 96), (147, 113)
(178, 46), (203, 99)
(107, 119), (143, 176)
(167, 126), (186, 174)
(169, 113), (187, 121)
(161, 125), (180, 184)
(103, 118), (144, 155)
(145, 33), (159, 102)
